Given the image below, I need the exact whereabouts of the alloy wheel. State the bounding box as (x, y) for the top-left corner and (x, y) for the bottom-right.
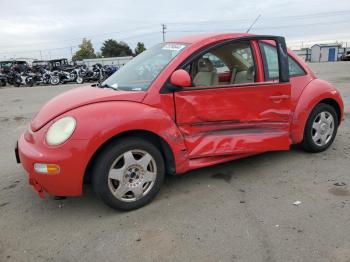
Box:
(311, 111), (334, 146)
(107, 150), (157, 202)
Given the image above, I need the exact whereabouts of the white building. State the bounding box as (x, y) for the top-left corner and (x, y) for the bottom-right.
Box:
(310, 44), (341, 62)
(292, 48), (311, 62)
(83, 56), (133, 69)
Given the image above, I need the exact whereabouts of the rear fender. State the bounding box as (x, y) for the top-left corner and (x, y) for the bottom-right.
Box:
(290, 79), (344, 144)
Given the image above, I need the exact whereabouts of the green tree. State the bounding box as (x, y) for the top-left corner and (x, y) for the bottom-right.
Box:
(101, 39), (133, 57)
(72, 38), (96, 61)
(134, 42), (146, 56)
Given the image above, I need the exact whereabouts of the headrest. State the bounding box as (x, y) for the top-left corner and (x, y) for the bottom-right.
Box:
(197, 58), (214, 72)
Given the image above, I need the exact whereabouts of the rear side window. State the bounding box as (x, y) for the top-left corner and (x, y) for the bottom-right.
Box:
(259, 42), (306, 80)
(259, 42), (279, 80)
(288, 57), (305, 76)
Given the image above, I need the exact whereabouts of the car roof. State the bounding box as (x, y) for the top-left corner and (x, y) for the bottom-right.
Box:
(168, 33), (253, 44)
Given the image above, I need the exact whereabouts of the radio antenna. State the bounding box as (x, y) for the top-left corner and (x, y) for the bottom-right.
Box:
(246, 14), (261, 33)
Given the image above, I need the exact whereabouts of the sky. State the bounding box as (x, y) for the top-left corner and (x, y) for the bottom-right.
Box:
(1, 0), (350, 60)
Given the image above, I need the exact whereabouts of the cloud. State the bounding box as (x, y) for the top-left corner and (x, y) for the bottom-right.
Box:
(0, 0), (349, 59)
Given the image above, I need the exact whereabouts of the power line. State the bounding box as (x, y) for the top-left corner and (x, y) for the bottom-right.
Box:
(1, 9), (350, 58)
(0, 30), (160, 56)
(0, 25), (157, 49)
(165, 9), (350, 26)
(167, 18), (350, 33)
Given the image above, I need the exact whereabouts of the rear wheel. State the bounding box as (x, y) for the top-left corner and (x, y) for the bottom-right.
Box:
(92, 137), (165, 211)
(301, 103), (338, 152)
(26, 77), (34, 87)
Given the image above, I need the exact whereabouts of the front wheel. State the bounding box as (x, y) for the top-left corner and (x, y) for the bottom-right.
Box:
(301, 103), (338, 152)
(92, 137), (165, 211)
(76, 76), (84, 84)
(50, 76), (60, 85)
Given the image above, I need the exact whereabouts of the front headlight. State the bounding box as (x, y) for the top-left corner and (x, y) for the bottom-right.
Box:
(46, 116), (76, 146)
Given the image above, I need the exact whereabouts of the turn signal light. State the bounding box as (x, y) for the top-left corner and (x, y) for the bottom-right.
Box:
(34, 163), (60, 174)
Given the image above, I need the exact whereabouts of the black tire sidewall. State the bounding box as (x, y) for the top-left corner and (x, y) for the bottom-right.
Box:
(302, 103), (338, 152)
(26, 78), (34, 87)
(92, 137), (165, 211)
(50, 77), (59, 85)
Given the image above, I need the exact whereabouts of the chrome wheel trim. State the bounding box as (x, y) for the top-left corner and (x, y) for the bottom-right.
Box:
(76, 77), (83, 84)
(108, 149), (157, 202)
(311, 111), (335, 147)
(51, 77), (59, 85)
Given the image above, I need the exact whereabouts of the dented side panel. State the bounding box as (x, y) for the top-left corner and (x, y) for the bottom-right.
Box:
(174, 83), (292, 157)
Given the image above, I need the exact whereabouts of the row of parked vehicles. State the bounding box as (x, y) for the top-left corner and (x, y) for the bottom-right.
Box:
(0, 59), (118, 87)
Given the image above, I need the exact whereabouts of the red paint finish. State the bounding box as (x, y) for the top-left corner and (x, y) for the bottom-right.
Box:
(17, 33), (344, 198)
(174, 83), (291, 157)
(170, 69), (192, 87)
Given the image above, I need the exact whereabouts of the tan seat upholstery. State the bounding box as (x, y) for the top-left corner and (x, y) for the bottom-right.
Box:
(233, 66), (255, 84)
(230, 67), (237, 84)
(193, 58), (218, 86)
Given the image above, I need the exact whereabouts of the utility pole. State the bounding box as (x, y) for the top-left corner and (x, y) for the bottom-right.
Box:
(161, 24), (167, 42)
(70, 46), (73, 59)
(246, 14), (261, 33)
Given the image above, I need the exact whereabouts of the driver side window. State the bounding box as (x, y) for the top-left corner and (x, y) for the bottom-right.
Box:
(187, 42), (256, 87)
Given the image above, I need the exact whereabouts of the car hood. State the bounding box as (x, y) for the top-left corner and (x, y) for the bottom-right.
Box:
(30, 86), (147, 131)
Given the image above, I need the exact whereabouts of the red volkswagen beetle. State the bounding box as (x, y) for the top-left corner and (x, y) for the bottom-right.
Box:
(16, 33), (344, 210)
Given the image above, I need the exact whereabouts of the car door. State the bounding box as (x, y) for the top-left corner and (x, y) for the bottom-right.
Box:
(174, 37), (291, 158)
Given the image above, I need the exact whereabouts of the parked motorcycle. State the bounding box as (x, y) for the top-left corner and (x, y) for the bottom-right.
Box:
(54, 68), (79, 84)
(100, 65), (118, 82)
(16, 70), (34, 87)
(6, 70), (22, 86)
(33, 68), (59, 85)
(77, 64), (104, 84)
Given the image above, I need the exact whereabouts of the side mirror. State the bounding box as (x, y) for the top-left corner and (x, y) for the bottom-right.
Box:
(170, 69), (191, 88)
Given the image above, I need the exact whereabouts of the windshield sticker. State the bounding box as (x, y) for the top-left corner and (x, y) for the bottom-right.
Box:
(162, 44), (186, 52)
(111, 83), (118, 89)
(131, 87), (142, 91)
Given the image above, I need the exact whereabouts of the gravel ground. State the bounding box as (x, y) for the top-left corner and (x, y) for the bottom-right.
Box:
(0, 63), (349, 262)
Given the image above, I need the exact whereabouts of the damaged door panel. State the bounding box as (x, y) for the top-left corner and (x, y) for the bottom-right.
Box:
(174, 36), (292, 158)
(175, 83), (291, 157)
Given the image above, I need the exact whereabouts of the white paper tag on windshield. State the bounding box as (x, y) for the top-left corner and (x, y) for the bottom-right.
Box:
(111, 83), (118, 89)
(162, 44), (186, 51)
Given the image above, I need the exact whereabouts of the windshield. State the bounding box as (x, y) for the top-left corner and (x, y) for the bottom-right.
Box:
(102, 43), (188, 91)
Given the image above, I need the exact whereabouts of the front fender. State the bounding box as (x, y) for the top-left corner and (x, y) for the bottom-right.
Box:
(290, 79), (344, 144)
(67, 101), (190, 174)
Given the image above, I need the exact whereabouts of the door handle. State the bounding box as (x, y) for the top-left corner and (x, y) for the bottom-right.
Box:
(269, 95), (290, 101)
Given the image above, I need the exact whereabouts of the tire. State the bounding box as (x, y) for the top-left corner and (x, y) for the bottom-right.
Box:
(301, 103), (338, 153)
(50, 76), (60, 85)
(92, 137), (165, 211)
(0, 80), (6, 87)
(76, 76), (84, 84)
(26, 78), (34, 87)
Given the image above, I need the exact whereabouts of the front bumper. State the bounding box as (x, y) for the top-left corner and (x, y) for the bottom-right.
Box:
(17, 129), (89, 197)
